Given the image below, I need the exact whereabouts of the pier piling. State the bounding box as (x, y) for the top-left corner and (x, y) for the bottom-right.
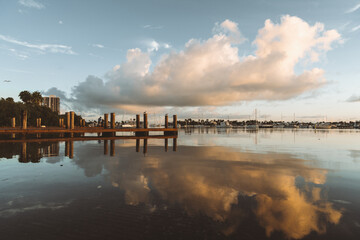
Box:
(173, 115), (177, 129)
(104, 114), (109, 129)
(144, 112), (148, 129)
(36, 118), (41, 128)
(135, 113), (149, 136)
(66, 112), (70, 129)
(21, 110), (27, 130)
(111, 113), (115, 129)
(70, 111), (75, 130)
(136, 114), (140, 128)
(11, 117), (15, 128)
(11, 117), (16, 138)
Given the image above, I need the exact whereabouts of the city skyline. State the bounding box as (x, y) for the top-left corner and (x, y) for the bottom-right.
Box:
(1, 0), (360, 121)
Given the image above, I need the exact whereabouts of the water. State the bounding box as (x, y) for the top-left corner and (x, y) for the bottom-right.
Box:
(0, 129), (360, 239)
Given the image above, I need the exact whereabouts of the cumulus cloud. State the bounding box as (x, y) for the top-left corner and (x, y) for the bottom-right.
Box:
(213, 19), (246, 44)
(18, 0), (44, 9)
(0, 34), (76, 55)
(60, 16), (341, 112)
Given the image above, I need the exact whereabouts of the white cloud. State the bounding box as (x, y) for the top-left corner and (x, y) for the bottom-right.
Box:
(60, 16), (341, 112)
(346, 3), (360, 13)
(147, 40), (160, 52)
(0, 34), (76, 55)
(221, 19), (239, 33)
(143, 25), (163, 30)
(91, 43), (105, 48)
(350, 25), (360, 32)
(8, 48), (29, 60)
(18, 0), (44, 9)
(213, 19), (246, 44)
(59, 20), (63, 24)
(145, 40), (171, 52)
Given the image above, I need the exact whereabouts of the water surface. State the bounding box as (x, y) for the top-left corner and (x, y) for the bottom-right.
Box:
(0, 129), (359, 239)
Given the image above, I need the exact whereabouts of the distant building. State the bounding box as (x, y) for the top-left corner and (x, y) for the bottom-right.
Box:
(42, 95), (60, 114)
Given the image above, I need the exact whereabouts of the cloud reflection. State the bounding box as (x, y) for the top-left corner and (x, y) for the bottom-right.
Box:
(73, 143), (341, 239)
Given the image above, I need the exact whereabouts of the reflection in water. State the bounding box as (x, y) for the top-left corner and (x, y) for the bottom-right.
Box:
(136, 139), (140, 152)
(0, 138), (176, 162)
(143, 138), (148, 155)
(71, 143), (341, 239)
(173, 138), (177, 151)
(0, 142), (59, 163)
(64, 141), (74, 159)
(110, 140), (115, 156)
(3, 129), (358, 239)
(104, 140), (108, 155)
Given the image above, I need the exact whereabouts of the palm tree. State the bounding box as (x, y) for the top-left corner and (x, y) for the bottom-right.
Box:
(31, 91), (43, 105)
(19, 91), (32, 104)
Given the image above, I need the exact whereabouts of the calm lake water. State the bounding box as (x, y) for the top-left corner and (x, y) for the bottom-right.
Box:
(1, 128), (360, 239)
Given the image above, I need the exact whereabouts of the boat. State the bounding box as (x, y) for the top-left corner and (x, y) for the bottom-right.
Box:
(246, 124), (259, 130)
(216, 121), (232, 128)
(315, 123), (333, 129)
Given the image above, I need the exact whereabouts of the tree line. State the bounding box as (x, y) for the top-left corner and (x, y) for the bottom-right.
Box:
(0, 91), (58, 127)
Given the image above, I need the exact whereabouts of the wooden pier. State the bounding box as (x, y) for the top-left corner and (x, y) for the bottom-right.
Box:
(0, 112), (178, 137)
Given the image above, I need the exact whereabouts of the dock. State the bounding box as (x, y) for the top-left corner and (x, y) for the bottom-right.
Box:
(0, 112), (178, 137)
(0, 126), (178, 134)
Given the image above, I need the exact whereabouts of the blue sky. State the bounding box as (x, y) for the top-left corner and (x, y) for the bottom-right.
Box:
(1, 0), (360, 121)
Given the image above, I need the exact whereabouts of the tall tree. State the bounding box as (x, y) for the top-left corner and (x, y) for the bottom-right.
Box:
(31, 91), (43, 105)
(19, 91), (32, 104)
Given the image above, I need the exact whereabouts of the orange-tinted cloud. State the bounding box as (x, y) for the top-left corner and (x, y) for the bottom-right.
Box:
(68, 16), (341, 111)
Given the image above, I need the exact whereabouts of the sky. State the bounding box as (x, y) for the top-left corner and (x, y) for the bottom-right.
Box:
(0, 0), (360, 122)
